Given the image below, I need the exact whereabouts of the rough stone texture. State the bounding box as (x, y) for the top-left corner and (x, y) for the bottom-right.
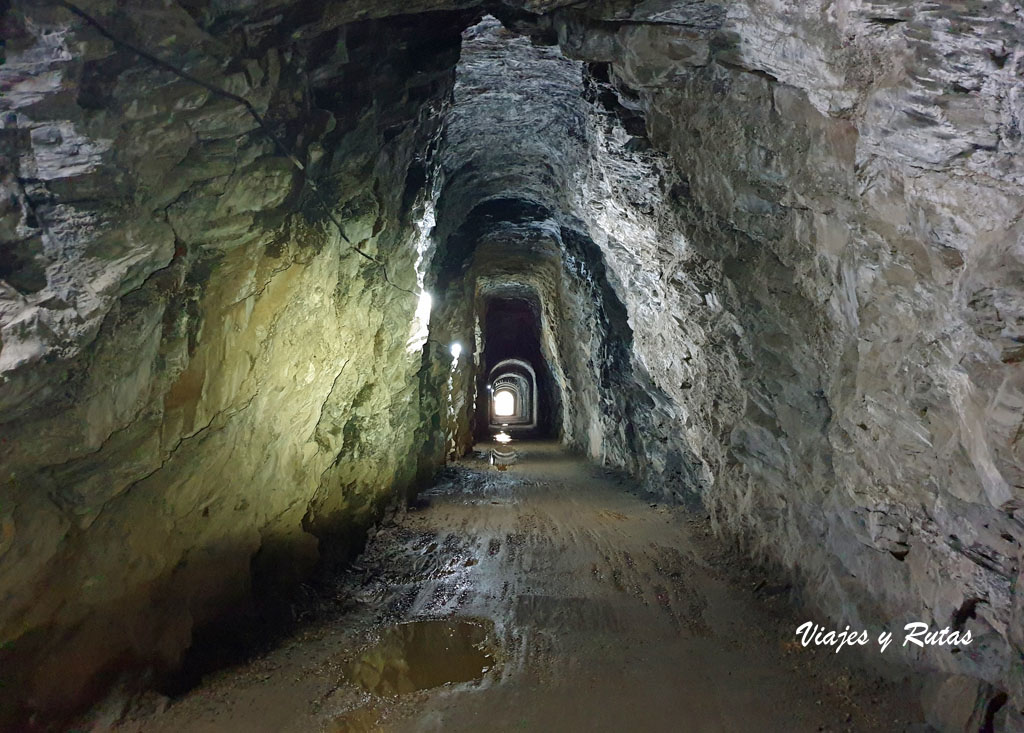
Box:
(540, 0), (1024, 727)
(420, 2), (1024, 726)
(2, 0), (1023, 728)
(430, 20), (702, 504)
(0, 0), (469, 721)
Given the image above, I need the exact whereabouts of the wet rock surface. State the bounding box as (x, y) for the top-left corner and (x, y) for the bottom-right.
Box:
(2, 0), (1023, 726)
(0, 0), (471, 721)
(107, 443), (921, 732)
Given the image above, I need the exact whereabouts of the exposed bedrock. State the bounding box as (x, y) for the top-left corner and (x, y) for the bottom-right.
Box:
(1, 0), (1023, 728)
(532, 3), (1024, 728)
(0, 1), (475, 720)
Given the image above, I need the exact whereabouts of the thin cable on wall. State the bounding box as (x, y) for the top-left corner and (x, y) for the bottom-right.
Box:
(57, 0), (417, 297)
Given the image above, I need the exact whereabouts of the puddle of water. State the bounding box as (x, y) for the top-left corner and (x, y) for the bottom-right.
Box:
(343, 618), (495, 696)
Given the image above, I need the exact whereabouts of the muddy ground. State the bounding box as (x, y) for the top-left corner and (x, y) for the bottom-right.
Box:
(86, 441), (925, 732)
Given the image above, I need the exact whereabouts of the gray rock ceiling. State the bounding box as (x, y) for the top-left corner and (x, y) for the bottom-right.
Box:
(1, 0), (1023, 728)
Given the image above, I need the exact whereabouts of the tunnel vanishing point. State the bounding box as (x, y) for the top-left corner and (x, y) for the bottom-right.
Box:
(1, 0), (1024, 730)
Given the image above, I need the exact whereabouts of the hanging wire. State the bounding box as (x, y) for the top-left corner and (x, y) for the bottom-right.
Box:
(57, 0), (418, 297)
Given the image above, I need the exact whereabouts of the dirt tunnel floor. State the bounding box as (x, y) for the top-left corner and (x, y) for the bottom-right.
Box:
(111, 441), (923, 732)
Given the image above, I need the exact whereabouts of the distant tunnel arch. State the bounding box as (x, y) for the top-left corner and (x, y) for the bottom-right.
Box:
(488, 358), (537, 429)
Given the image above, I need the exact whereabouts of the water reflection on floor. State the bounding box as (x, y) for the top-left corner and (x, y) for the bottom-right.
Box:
(120, 441), (922, 733)
(341, 618), (495, 696)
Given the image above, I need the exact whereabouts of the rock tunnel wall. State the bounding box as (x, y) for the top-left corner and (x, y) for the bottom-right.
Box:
(1, 0), (1023, 727)
(427, 19), (697, 491)
(0, 1), (473, 720)
(535, 0), (1024, 726)
(424, 3), (1024, 725)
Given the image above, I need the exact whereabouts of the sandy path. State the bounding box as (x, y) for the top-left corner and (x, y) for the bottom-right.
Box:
(114, 441), (921, 732)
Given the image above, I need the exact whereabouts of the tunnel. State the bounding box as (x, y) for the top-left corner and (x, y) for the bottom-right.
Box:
(1, 1), (1023, 730)
(488, 358), (538, 428)
(479, 294), (555, 436)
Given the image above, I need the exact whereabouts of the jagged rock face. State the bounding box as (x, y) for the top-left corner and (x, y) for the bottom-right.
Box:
(0, 0), (471, 720)
(2, 0), (1023, 728)
(429, 4), (1024, 727)
(536, 1), (1024, 727)
(431, 20), (704, 495)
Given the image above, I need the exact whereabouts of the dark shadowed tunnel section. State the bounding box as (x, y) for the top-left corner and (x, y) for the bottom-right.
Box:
(478, 295), (558, 437)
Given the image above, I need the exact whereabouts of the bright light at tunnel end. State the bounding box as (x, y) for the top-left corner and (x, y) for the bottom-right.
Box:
(450, 342), (462, 359)
(493, 389), (515, 416)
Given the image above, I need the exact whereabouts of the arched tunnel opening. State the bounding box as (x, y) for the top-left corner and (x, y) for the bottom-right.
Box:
(479, 296), (558, 438)
(2, 1), (1022, 730)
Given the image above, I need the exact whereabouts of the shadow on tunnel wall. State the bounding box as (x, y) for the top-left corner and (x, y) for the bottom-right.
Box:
(559, 225), (708, 509)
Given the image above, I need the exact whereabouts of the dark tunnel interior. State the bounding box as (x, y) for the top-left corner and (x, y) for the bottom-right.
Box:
(1, 1), (1022, 729)
(475, 295), (560, 439)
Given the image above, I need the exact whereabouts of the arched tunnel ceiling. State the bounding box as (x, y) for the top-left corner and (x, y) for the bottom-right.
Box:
(428, 12), (626, 360)
(3, 0), (1024, 727)
(433, 15), (588, 261)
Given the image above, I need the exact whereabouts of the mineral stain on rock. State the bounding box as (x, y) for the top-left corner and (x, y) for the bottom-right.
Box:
(341, 618), (496, 696)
